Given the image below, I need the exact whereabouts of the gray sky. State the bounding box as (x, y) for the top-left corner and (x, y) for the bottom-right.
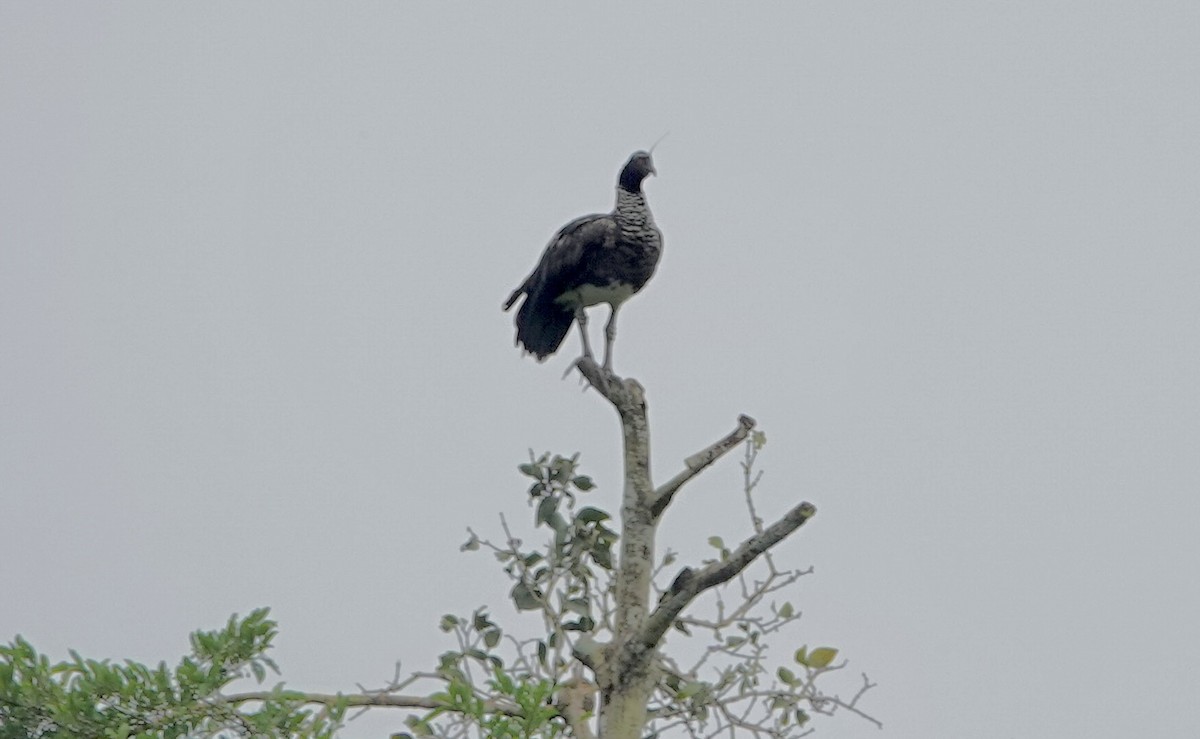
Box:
(2, 3), (1198, 738)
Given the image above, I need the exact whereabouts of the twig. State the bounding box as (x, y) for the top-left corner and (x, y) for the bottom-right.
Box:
(642, 501), (817, 651)
(651, 416), (757, 518)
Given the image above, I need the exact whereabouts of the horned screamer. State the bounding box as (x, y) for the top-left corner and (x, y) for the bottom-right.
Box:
(504, 151), (662, 373)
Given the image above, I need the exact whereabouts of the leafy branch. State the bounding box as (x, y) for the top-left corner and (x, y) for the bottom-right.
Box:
(1, 404), (878, 739)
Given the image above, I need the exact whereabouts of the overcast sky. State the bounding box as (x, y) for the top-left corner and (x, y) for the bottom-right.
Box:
(2, 3), (1198, 738)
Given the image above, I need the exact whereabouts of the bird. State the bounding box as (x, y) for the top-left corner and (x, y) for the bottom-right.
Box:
(504, 151), (662, 373)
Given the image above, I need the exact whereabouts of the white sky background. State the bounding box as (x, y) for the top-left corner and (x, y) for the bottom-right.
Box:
(2, 3), (1198, 737)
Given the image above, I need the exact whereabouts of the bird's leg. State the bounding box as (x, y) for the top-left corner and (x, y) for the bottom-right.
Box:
(602, 306), (619, 373)
(575, 307), (595, 364)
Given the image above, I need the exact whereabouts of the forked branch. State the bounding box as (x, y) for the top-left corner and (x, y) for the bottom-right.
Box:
(573, 357), (839, 739)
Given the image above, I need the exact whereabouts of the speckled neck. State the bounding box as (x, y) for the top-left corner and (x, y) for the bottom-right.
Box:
(615, 188), (657, 244)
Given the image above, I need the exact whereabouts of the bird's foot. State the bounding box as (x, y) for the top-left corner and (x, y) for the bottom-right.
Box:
(568, 355), (618, 395)
(563, 358), (593, 391)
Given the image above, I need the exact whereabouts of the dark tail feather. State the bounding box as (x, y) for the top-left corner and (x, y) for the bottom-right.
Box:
(503, 286), (523, 311)
(514, 295), (574, 360)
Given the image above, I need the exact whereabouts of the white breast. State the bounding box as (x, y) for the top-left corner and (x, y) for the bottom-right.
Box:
(557, 281), (637, 309)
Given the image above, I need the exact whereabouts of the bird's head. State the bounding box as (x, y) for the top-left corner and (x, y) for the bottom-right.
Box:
(618, 151), (657, 192)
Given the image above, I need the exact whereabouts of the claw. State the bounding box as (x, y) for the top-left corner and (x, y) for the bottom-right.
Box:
(562, 359), (591, 392)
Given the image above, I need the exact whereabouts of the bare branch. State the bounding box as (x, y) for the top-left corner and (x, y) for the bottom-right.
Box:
(676, 565), (810, 633)
(741, 439), (766, 534)
(651, 415), (757, 518)
(816, 672), (882, 729)
(221, 691), (521, 716)
(642, 501), (817, 649)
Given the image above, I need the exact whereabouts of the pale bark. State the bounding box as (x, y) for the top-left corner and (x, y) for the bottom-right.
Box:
(224, 690), (517, 713)
(574, 358), (817, 739)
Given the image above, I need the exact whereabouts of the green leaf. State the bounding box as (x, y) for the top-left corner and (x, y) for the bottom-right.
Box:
(575, 506), (609, 523)
(518, 463), (540, 479)
(563, 616), (595, 632)
(548, 512), (569, 534)
(550, 459), (573, 483)
(572, 475), (595, 491)
(776, 666), (796, 685)
(510, 582), (541, 611)
(437, 651), (461, 675)
(405, 714), (435, 736)
(491, 665), (515, 694)
(707, 536), (725, 550)
(807, 647), (839, 668)
(562, 598), (591, 617)
(536, 496), (557, 526)
(483, 629), (501, 649)
(677, 681), (705, 699)
(794, 646), (808, 665)
(591, 543), (613, 570)
(778, 602), (794, 619)
(439, 615), (459, 633)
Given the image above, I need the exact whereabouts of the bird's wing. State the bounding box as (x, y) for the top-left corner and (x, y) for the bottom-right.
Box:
(505, 214), (616, 310)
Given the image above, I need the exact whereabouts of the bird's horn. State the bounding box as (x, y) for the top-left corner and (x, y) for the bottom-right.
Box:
(648, 131), (670, 155)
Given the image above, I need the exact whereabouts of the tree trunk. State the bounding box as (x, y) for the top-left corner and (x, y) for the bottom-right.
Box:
(576, 360), (812, 739)
(585, 370), (657, 739)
